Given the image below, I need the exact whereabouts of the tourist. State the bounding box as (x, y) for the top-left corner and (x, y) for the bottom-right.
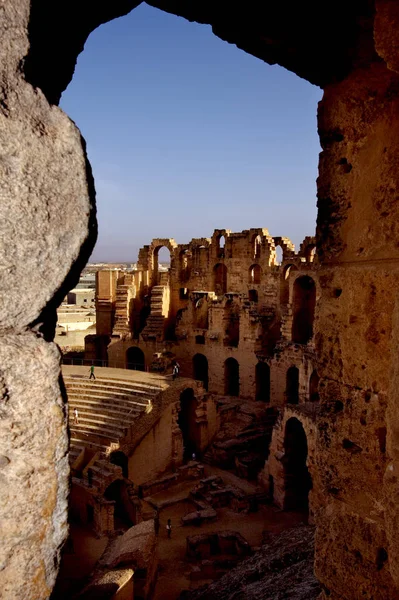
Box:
(89, 365), (96, 380)
(154, 510), (160, 535)
(166, 518), (172, 539)
(74, 408), (79, 425)
(172, 362), (180, 380)
(192, 452), (196, 461)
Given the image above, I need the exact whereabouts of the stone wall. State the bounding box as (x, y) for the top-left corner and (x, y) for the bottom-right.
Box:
(3, 1), (399, 598)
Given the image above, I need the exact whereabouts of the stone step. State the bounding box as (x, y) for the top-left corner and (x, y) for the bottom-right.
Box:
(68, 405), (141, 426)
(68, 398), (145, 416)
(67, 392), (149, 409)
(70, 425), (119, 443)
(71, 416), (126, 438)
(64, 379), (160, 396)
(64, 375), (162, 393)
(70, 437), (108, 454)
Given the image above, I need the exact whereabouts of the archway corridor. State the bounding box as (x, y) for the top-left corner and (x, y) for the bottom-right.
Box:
(178, 388), (199, 460)
(283, 418), (312, 515)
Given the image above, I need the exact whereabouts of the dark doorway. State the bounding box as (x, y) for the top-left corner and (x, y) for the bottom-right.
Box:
(286, 366), (299, 404)
(104, 480), (134, 530)
(178, 388), (198, 460)
(309, 370), (320, 402)
(110, 451), (128, 478)
(249, 264), (262, 284)
(224, 358), (239, 396)
(283, 418), (311, 514)
(86, 504), (94, 524)
(126, 346), (145, 371)
(193, 353), (209, 390)
(213, 263), (227, 295)
(256, 362), (270, 402)
(292, 276), (316, 343)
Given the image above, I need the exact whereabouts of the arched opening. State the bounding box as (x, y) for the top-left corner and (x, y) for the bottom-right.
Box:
(178, 388), (199, 460)
(281, 264), (298, 304)
(224, 358), (239, 396)
(213, 263), (227, 296)
(305, 245), (316, 263)
(193, 353), (208, 391)
(224, 299), (240, 347)
(109, 451), (128, 478)
(249, 264), (262, 284)
(153, 245), (171, 285)
(218, 235), (226, 258)
(249, 289), (258, 303)
(179, 249), (191, 282)
(195, 334), (205, 344)
(255, 362), (270, 402)
(193, 297), (208, 329)
(292, 276), (316, 343)
(254, 235), (262, 259)
(286, 366), (299, 404)
(283, 418), (311, 514)
(126, 346), (145, 371)
(309, 370), (320, 402)
(103, 480), (135, 530)
(275, 245), (283, 265)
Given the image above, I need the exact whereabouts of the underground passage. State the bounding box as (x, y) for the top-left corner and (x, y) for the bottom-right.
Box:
(178, 388), (199, 460)
(283, 418), (312, 513)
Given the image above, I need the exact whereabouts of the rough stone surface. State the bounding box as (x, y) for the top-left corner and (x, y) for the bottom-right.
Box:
(3, 2), (399, 599)
(0, 333), (68, 599)
(102, 519), (156, 569)
(180, 525), (320, 600)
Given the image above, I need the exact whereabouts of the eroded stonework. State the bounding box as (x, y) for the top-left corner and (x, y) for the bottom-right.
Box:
(2, 1), (399, 598)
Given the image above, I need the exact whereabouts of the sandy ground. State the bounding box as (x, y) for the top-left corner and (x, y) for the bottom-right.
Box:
(152, 466), (306, 600)
(55, 465), (306, 600)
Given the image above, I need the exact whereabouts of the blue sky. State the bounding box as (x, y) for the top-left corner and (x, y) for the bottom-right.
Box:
(61, 3), (322, 262)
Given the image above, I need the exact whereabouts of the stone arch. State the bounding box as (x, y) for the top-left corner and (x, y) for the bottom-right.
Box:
(283, 417), (312, 513)
(309, 369), (320, 402)
(178, 388), (199, 460)
(193, 353), (209, 391)
(253, 234), (262, 259)
(275, 245), (283, 265)
(109, 450), (128, 478)
(249, 264), (262, 284)
(255, 362), (270, 402)
(179, 248), (191, 282)
(281, 264), (298, 304)
(126, 346), (145, 371)
(224, 357), (239, 396)
(292, 275), (316, 344)
(286, 366), (299, 404)
(104, 479), (134, 531)
(213, 263), (227, 295)
(152, 244), (171, 286)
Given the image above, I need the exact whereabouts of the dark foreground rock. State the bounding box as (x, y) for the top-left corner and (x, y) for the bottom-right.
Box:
(180, 525), (320, 600)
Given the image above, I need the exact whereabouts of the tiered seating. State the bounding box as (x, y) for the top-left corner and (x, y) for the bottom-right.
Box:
(64, 375), (162, 458)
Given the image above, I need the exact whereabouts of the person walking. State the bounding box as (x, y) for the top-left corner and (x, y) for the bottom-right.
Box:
(73, 408), (79, 425)
(172, 362), (180, 381)
(89, 365), (95, 380)
(166, 518), (172, 539)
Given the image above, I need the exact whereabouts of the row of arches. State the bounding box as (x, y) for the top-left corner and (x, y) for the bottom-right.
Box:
(193, 353), (319, 403)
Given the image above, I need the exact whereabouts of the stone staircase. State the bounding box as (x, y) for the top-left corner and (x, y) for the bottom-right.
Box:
(112, 284), (131, 337)
(65, 374), (162, 491)
(140, 285), (167, 341)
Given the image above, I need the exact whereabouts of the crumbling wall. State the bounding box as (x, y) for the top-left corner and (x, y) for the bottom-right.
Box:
(3, 1), (399, 598)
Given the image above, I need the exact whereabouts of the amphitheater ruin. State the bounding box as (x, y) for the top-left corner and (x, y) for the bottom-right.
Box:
(2, 1), (399, 600)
